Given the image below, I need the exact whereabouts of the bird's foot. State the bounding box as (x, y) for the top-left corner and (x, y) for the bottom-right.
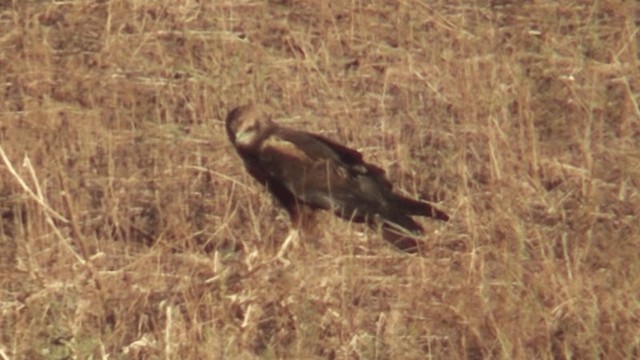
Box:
(276, 228), (299, 261)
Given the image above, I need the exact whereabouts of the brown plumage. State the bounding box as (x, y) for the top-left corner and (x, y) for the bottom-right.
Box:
(225, 104), (448, 253)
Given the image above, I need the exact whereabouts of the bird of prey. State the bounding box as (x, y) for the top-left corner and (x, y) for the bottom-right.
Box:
(225, 104), (449, 253)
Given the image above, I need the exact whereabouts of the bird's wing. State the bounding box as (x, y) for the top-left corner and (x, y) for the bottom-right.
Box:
(280, 129), (393, 190)
(254, 128), (395, 220)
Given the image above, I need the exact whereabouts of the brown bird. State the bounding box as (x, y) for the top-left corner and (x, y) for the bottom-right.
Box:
(225, 104), (448, 253)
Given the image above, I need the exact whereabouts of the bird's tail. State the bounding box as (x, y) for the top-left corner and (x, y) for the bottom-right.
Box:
(376, 213), (424, 253)
(376, 196), (449, 253)
(390, 195), (449, 221)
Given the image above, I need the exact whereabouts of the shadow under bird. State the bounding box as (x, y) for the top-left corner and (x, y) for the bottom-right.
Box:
(225, 104), (449, 253)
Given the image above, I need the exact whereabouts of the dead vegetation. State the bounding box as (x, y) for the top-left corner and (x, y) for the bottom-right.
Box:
(0, 0), (638, 358)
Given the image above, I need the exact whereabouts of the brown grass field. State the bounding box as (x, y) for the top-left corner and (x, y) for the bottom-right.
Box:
(1, 0), (639, 359)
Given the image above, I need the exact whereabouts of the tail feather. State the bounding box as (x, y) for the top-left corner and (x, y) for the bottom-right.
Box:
(381, 225), (420, 253)
(377, 196), (449, 253)
(391, 196), (449, 221)
(378, 214), (424, 253)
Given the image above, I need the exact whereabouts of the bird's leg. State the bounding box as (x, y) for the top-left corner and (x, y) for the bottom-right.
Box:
(277, 206), (304, 259)
(277, 228), (299, 260)
(276, 205), (318, 261)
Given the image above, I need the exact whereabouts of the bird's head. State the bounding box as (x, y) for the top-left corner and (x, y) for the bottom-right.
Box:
(225, 104), (275, 148)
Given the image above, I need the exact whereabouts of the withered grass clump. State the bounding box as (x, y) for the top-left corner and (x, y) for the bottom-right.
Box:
(1, 1), (638, 358)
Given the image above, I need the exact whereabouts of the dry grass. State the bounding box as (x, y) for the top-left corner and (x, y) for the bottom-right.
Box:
(1, 0), (639, 359)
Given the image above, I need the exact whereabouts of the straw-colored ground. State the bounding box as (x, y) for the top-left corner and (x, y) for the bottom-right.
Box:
(1, 1), (639, 359)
